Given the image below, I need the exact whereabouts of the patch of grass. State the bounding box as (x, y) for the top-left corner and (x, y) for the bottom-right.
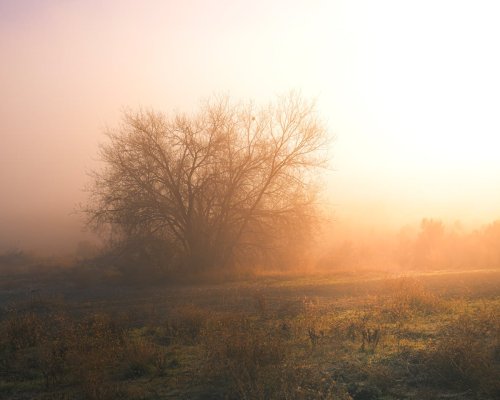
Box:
(0, 269), (499, 399)
(425, 306), (500, 395)
(3, 312), (45, 350)
(161, 304), (208, 345)
(201, 314), (353, 399)
(381, 277), (444, 321)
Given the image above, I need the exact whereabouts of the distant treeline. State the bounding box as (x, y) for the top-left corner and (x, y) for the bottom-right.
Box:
(2, 218), (500, 279)
(319, 219), (500, 271)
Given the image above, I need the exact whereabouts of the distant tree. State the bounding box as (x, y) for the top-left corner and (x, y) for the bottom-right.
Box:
(481, 220), (500, 267)
(414, 218), (445, 269)
(85, 94), (328, 274)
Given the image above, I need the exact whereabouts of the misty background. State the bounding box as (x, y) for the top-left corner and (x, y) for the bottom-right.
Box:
(1, 0), (500, 255)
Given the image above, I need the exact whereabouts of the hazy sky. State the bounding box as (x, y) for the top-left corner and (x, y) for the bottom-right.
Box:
(1, 0), (500, 253)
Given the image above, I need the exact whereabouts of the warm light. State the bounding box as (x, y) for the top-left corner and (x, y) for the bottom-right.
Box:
(0, 0), (499, 252)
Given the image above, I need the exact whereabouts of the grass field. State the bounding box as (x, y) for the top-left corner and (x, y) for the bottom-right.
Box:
(0, 267), (499, 399)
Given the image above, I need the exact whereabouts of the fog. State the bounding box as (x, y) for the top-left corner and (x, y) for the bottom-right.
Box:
(1, 0), (500, 255)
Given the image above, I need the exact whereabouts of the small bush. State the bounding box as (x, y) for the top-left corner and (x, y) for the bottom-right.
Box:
(120, 337), (157, 379)
(37, 339), (68, 388)
(382, 278), (443, 321)
(425, 308), (500, 395)
(4, 312), (45, 350)
(162, 305), (208, 345)
(332, 312), (383, 353)
(79, 371), (125, 400)
(151, 346), (170, 377)
(202, 316), (288, 398)
(202, 315), (351, 399)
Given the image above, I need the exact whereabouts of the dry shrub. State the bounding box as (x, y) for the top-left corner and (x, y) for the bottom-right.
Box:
(202, 315), (351, 399)
(426, 307), (500, 395)
(79, 371), (126, 400)
(120, 336), (157, 379)
(0, 310), (57, 385)
(282, 367), (353, 400)
(364, 363), (394, 394)
(0, 308), (131, 395)
(73, 312), (123, 347)
(351, 314), (382, 353)
(37, 339), (68, 389)
(162, 304), (208, 345)
(120, 332), (171, 377)
(0, 310), (73, 385)
(202, 316), (289, 399)
(76, 313), (126, 347)
(382, 277), (443, 321)
(151, 346), (170, 377)
(3, 312), (45, 350)
(276, 299), (307, 319)
(31, 311), (127, 392)
(329, 312), (384, 353)
(0, 305), (164, 398)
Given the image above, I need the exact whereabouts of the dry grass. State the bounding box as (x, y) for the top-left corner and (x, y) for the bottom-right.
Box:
(380, 277), (445, 321)
(202, 315), (352, 399)
(0, 269), (499, 399)
(161, 304), (208, 345)
(425, 306), (500, 395)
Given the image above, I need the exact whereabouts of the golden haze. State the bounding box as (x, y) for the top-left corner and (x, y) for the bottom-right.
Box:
(0, 0), (499, 254)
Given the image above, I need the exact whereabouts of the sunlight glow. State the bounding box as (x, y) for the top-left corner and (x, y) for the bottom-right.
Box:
(1, 0), (499, 251)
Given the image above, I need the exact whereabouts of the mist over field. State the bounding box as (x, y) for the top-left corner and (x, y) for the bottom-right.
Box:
(1, 1), (500, 399)
(2, 0), (500, 256)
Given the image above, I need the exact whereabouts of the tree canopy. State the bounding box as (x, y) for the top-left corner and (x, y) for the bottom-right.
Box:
(85, 94), (328, 274)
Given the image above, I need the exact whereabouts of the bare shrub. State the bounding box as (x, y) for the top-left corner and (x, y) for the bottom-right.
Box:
(162, 305), (208, 345)
(74, 313), (125, 352)
(120, 336), (172, 380)
(4, 312), (44, 350)
(307, 326), (322, 348)
(425, 308), (500, 395)
(64, 313), (128, 398)
(120, 336), (157, 379)
(202, 315), (351, 399)
(151, 346), (170, 377)
(276, 298), (309, 319)
(382, 278), (443, 321)
(202, 316), (288, 398)
(331, 312), (383, 353)
(281, 367), (353, 400)
(37, 339), (68, 389)
(79, 371), (125, 400)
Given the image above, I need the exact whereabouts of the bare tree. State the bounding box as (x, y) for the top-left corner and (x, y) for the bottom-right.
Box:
(85, 93), (328, 273)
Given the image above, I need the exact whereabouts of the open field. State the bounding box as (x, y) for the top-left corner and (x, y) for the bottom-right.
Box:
(0, 268), (499, 399)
